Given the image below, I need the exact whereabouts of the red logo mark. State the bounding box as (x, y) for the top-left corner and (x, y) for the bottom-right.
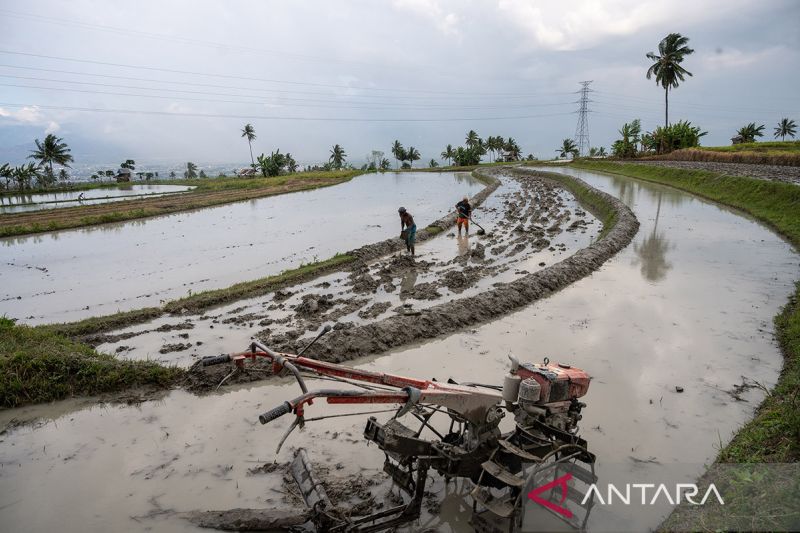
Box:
(527, 472), (573, 518)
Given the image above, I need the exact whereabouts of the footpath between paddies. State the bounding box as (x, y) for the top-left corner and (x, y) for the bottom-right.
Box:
(0, 170), (362, 238)
(0, 169), (498, 408)
(572, 160), (800, 531)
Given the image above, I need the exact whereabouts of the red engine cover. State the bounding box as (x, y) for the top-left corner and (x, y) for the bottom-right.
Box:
(515, 362), (590, 403)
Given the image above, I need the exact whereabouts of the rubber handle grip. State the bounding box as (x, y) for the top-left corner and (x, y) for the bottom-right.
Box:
(201, 354), (231, 366)
(259, 402), (292, 425)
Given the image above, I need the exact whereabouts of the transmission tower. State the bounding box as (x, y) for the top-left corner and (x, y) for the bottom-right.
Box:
(574, 81), (593, 157)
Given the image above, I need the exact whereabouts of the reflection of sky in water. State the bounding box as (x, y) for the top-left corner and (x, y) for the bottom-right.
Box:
(0, 172), (482, 324)
(0, 167), (797, 533)
(0, 184), (194, 213)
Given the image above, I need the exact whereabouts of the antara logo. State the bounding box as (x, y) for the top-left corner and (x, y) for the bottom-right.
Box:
(527, 473), (725, 514)
(583, 483), (725, 506)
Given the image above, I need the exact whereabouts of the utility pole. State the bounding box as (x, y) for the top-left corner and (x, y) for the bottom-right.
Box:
(574, 81), (592, 158)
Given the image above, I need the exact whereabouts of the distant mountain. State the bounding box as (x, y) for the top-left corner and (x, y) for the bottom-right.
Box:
(0, 124), (127, 165)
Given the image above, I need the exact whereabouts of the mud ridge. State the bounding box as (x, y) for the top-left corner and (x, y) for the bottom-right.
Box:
(190, 169), (638, 388)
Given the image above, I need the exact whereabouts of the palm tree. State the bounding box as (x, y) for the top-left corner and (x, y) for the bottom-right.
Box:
(556, 139), (579, 159)
(329, 144), (347, 169)
(598, 147), (607, 157)
(185, 162), (198, 179)
(774, 118), (797, 141)
(285, 153), (299, 173)
(13, 163), (40, 190)
(504, 138), (521, 161)
(241, 124), (256, 167)
(0, 163), (12, 190)
(406, 146), (420, 168)
(737, 123), (765, 143)
(646, 33), (695, 128)
(428, 159), (439, 168)
(440, 144), (455, 166)
(121, 159), (135, 170)
(391, 140), (404, 169)
(379, 158), (391, 170)
(465, 130), (480, 148)
(28, 134), (74, 176)
(484, 136), (495, 162)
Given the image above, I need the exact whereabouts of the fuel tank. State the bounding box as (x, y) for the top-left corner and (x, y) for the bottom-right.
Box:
(515, 362), (590, 404)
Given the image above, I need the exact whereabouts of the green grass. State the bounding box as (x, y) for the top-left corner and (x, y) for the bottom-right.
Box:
(700, 140), (800, 153)
(641, 140), (800, 166)
(43, 254), (357, 340)
(162, 253), (355, 314)
(163, 169), (362, 191)
(573, 162), (800, 453)
(0, 317), (183, 408)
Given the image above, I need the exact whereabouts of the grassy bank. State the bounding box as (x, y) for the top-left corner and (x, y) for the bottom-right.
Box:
(641, 140), (800, 166)
(44, 254), (356, 340)
(572, 160), (800, 527)
(0, 317), (183, 408)
(0, 170), (361, 238)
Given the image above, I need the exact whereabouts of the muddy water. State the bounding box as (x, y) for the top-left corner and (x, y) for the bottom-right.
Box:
(0, 172), (482, 325)
(0, 168), (797, 532)
(0, 184), (194, 213)
(98, 176), (598, 367)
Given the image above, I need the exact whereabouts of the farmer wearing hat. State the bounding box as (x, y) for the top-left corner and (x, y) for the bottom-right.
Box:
(398, 207), (416, 256)
(455, 196), (472, 236)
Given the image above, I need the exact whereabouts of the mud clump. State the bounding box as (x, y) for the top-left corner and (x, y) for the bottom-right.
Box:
(442, 270), (468, 290)
(358, 301), (392, 320)
(159, 342), (191, 354)
(402, 282), (441, 301)
(295, 294), (335, 316)
(350, 273), (380, 293)
(470, 243), (486, 260)
(155, 321), (194, 332)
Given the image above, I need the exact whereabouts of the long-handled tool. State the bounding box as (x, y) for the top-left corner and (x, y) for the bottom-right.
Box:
(457, 207), (487, 235)
(469, 216), (487, 236)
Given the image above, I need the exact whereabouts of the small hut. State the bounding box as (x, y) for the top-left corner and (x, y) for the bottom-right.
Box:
(115, 168), (132, 182)
(730, 135), (745, 145)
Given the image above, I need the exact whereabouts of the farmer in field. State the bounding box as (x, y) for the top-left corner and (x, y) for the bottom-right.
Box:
(398, 206), (416, 256)
(455, 196), (472, 236)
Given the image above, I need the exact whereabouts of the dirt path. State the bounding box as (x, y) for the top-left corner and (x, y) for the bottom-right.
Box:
(629, 160), (800, 185)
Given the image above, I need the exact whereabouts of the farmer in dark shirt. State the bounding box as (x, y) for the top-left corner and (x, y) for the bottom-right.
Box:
(398, 207), (416, 256)
(455, 196), (472, 236)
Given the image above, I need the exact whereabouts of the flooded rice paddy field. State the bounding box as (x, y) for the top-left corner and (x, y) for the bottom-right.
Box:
(0, 167), (798, 532)
(97, 175), (598, 366)
(0, 172), (483, 325)
(0, 184), (195, 213)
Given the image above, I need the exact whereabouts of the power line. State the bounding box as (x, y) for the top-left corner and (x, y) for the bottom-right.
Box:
(0, 101), (576, 123)
(0, 64), (570, 102)
(0, 49), (575, 98)
(0, 76), (576, 111)
(0, 7), (388, 70)
(573, 81), (592, 157)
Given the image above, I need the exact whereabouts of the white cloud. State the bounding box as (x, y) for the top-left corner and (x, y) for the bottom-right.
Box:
(0, 105), (45, 124)
(392, 0), (460, 36)
(495, 0), (753, 51)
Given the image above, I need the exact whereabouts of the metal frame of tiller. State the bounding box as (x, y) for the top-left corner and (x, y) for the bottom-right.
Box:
(201, 334), (597, 532)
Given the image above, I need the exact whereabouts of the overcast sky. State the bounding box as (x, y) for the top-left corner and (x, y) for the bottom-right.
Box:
(0, 0), (798, 167)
